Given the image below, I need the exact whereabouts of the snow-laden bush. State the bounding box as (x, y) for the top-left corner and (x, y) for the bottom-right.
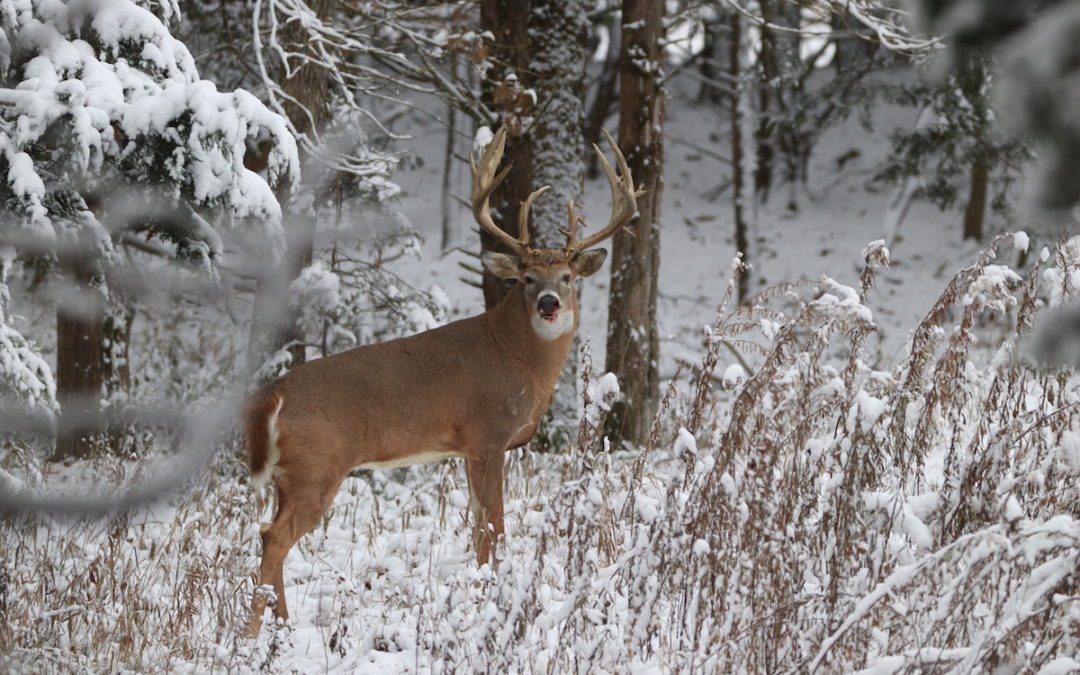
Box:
(0, 0), (298, 411)
(287, 230), (452, 361)
(0, 235), (1076, 672)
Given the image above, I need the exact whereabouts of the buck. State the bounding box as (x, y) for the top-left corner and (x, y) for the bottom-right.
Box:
(244, 128), (641, 636)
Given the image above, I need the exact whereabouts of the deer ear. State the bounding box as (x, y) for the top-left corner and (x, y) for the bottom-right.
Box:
(571, 249), (607, 278)
(481, 251), (521, 280)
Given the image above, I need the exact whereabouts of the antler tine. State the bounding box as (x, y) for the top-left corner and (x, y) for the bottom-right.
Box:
(470, 127), (528, 255)
(518, 185), (551, 244)
(562, 200), (585, 247)
(570, 128), (645, 252)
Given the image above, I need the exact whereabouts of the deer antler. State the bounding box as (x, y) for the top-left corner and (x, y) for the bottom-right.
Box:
(565, 129), (645, 253)
(471, 127), (550, 255)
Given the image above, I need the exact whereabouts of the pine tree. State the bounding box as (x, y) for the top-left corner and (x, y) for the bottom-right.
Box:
(877, 56), (1030, 242)
(0, 0), (298, 457)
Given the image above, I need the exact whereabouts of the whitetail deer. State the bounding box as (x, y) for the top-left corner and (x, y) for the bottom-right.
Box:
(244, 128), (642, 636)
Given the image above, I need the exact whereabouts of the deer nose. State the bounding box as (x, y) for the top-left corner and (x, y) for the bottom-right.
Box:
(537, 294), (560, 315)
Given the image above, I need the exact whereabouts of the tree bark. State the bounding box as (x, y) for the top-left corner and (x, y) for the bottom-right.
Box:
(441, 59), (459, 251)
(53, 257), (106, 461)
(754, 0), (777, 202)
(528, 0), (590, 443)
(963, 158), (988, 241)
(755, 0), (800, 208)
(696, 17), (726, 104)
(959, 59), (989, 243)
(604, 0), (664, 448)
(584, 12), (621, 178)
(528, 0), (589, 250)
(479, 0), (535, 309)
(730, 12), (750, 303)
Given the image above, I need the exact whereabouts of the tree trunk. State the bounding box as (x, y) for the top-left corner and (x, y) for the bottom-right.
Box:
(584, 13), (621, 178)
(730, 13), (750, 303)
(755, 0), (800, 208)
(959, 60), (989, 243)
(526, 0), (590, 444)
(479, 0), (534, 309)
(963, 158), (988, 241)
(441, 59), (459, 251)
(775, 1), (801, 211)
(603, 0), (664, 449)
(528, 0), (589, 250)
(53, 258), (106, 461)
(696, 17), (726, 104)
(247, 0), (334, 375)
(754, 1), (777, 202)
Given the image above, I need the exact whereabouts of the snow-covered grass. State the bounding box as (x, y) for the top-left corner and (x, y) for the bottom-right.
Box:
(2, 232), (1077, 672)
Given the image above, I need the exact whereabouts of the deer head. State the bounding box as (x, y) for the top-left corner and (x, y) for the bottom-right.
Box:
(471, 127), (644, 340)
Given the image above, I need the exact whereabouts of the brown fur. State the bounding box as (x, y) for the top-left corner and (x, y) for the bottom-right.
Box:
(244, 269), (588, 637)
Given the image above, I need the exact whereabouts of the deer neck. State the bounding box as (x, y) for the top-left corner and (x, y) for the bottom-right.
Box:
(486, 284), (576, 385)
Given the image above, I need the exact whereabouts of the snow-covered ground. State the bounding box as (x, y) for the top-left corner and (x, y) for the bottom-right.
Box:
(2, 70), (1077, 673)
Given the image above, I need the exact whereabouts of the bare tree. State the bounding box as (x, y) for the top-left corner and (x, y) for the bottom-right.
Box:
(584, 6), (622, 178)
(604, 0), (665, 447)
(478, 0), (536, 309)
(960, 59), (989, 242)
(730, 10), (750, 302)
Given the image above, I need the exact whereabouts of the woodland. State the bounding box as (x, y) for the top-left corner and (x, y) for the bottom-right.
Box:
(0, 0), (1078, 672)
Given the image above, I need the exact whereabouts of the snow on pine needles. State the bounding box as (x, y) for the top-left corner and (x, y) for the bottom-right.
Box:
(1, 235), (1079, 673)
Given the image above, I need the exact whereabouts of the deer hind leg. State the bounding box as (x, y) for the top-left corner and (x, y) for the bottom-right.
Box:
(465, 446), (506, 567)
(246, 469), (343, 637)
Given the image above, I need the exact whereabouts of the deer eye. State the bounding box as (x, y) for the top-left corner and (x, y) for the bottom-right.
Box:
(524, 275), (538, 285)
(561, 273), (572, 284)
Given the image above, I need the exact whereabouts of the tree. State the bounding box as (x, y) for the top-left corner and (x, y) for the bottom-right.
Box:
(584, 5), (622, 177)
(729, 10), (751, 303)
(478, 0), (536, 309)
(604, 0), (664, 447)
(877, 56), (1029, 242)
(0, 249), (54, 415)
(527, 0), (590, 252)
(527, 0), (591, 438)
(901, 0), (1080, 237)
(0, 0), (297, 458)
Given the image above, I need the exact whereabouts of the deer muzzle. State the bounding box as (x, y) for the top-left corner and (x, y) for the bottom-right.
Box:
(537, 293), (561, 321)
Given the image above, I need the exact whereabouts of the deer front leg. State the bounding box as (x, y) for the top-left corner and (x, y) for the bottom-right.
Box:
(465, 446), (505, 567)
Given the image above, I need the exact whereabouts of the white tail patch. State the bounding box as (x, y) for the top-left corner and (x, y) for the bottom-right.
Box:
(252, 397), (284, 488)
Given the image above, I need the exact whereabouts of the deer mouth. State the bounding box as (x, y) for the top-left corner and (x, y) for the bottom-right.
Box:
(537, 293), (562, 322)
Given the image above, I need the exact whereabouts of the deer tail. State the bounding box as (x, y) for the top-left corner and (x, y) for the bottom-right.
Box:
(246, 390), (284, 488)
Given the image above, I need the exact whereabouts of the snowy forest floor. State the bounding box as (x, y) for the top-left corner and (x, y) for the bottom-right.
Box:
(1, 70), (1077, 673)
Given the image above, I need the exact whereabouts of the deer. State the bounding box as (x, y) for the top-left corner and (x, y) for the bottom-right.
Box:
(243, 127), (642, 637)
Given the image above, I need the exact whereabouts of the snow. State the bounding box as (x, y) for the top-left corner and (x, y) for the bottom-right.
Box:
(290, 261), (342, 335)
(721, 363), (746, 387)
(1013, 230), (1029, 252)
(472, 125), (494, 155)
(964, 264), (1023, 312)
(1, 26), (1078, 675)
